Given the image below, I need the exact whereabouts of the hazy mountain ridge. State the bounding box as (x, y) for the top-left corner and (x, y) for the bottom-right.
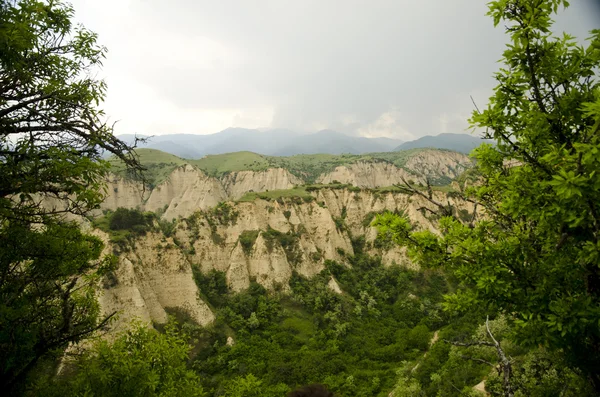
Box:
(118, 128), (409, 158)
(394, 132), (492, 154)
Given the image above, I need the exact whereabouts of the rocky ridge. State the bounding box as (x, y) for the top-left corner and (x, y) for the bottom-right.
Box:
(101, 149), (472, 219)
(98, 187), (474, 331)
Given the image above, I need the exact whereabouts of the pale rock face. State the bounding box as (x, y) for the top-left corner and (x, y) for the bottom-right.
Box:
(99, 257), (161, 333)
(315, 150), (471, 188)
(96, 187), (476, 332)
(145, 165), (228, 219)
(98, 231), (215, 333)
(328, 277), (343, 294)
(226, 242), (251, 292)
(316, 161), (416, 188)
(295, 201), (354, 261)
(100, 185), (474, 298)
(101, 151), (471, 221)
(172, 188), (473, 293)
(222, 168), (304, 199)
(404, 149), (471, 181)
(101, 175), (148, 211)
(130, 233), (214, 326)
(248, 232), (292, 290)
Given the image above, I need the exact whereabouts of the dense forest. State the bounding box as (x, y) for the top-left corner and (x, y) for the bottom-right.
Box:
(1, 0), (600, 396)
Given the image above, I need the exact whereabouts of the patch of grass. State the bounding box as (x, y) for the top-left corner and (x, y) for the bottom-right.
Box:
(238, 187), (313, 202)
(280, 314), (316, 343)
(332, 216), (347, 232)
(191, 151), (270, 177)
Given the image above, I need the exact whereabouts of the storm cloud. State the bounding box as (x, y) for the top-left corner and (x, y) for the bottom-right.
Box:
(71, 0), (600, 139)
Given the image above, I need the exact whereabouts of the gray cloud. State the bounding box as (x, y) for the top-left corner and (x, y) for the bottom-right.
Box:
(72, 0), (600, 138)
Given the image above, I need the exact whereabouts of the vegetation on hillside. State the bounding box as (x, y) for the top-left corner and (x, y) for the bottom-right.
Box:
(31, 322), (205, 397)
(376, 0), (600, 393)
(0, 0), (142, 393)
(108, 148), (186, 188)
(4, 0), (600, 396)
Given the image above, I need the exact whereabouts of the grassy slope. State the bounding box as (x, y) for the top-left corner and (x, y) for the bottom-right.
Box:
(109, 148), (187, 187)
(190, 151), (271, 177)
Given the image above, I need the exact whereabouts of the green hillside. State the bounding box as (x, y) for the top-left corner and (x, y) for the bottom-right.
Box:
(109, 148), (187, 188)
(109, 147), (464, 187)
(191, 151), (271, 176)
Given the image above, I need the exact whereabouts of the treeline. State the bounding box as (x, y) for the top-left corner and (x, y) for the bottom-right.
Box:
(25, 233), (594, 396)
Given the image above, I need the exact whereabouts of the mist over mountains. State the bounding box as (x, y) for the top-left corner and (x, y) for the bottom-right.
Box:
(118, 128), (488, 158)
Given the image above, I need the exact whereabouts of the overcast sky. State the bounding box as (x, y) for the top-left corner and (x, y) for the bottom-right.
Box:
(70, 0), (600, 140)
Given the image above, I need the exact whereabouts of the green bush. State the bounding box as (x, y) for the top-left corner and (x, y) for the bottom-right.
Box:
(239, 230), (259, 255)
(33, 323), (204, 397)
(262, 227), (302, 265)
(109, 208), (153, 231)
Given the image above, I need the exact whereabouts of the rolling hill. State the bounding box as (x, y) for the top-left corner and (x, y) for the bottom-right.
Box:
(394, 133), (492, 154)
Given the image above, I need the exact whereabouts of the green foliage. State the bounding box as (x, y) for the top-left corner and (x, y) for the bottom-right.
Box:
(262, 226), (303, 265)
(486, 349), (594, 397)
(340, 206), (347, 219)
(375, 0), (600, 391)
(158, 218), (177, 237)
(0, 0), (141, 219)
(184, 248), (425, 395)
(210, 202), (239, 225)
(239, 230), (259, 255)
(0, 0), (142, 392)
(363, 209), (404, 228)
(332, 216), (346, 232)
(192, 268), (230, 308)
(0, 221), (113, 393)
(109, 207), (154, 231)
(223, 374), (289, 397)
(92, 208), (155, 248)
(32, 322), (205, 397)
(191, 243), (476, 397)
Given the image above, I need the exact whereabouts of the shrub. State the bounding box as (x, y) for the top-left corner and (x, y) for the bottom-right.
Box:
(239, 230), (259, 255)
(109, 208), (153, 231)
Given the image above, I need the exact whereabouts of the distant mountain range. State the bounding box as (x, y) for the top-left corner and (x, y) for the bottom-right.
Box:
(117, 128), (403, 158)
(117, 129), (489, 158)
(394, 133), (492, 154)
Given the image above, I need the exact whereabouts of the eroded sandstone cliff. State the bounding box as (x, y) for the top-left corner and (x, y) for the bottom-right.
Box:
(98, 187), (473, 329)
(96, 150), (473, 329)
(100, 150), (471, 221)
